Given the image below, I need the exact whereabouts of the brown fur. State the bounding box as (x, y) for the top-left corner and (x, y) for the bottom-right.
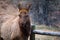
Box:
(1, 8), (31, 40)
(11, 9), (31, 40)
(1, 1), (31, 40)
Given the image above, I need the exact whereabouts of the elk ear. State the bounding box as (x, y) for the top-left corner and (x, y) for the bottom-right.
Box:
(18, 4), (21, 10)
(27, 3), (32, 10)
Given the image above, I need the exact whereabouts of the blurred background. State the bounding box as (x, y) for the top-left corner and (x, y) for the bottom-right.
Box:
(0, 0), (60, 40)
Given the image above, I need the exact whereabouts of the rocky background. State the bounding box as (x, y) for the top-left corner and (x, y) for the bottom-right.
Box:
(31, 0), (60, 27)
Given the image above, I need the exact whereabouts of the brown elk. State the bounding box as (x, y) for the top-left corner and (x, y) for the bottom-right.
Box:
(1, 1), (31, 40)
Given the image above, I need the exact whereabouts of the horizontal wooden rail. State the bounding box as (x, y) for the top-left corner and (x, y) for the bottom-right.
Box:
(33, 30), (60, 36)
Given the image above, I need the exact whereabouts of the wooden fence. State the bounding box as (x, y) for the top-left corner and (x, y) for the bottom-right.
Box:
(30, 25), (60, 40)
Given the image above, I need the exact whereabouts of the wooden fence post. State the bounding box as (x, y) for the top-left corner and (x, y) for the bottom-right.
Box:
(30, 25), (35, 40)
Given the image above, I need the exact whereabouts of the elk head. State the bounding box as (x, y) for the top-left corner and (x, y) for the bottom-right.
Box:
(18, 1), (31, 24)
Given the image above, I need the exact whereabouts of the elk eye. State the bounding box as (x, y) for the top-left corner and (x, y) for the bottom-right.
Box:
(19, 15), (22, 18)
